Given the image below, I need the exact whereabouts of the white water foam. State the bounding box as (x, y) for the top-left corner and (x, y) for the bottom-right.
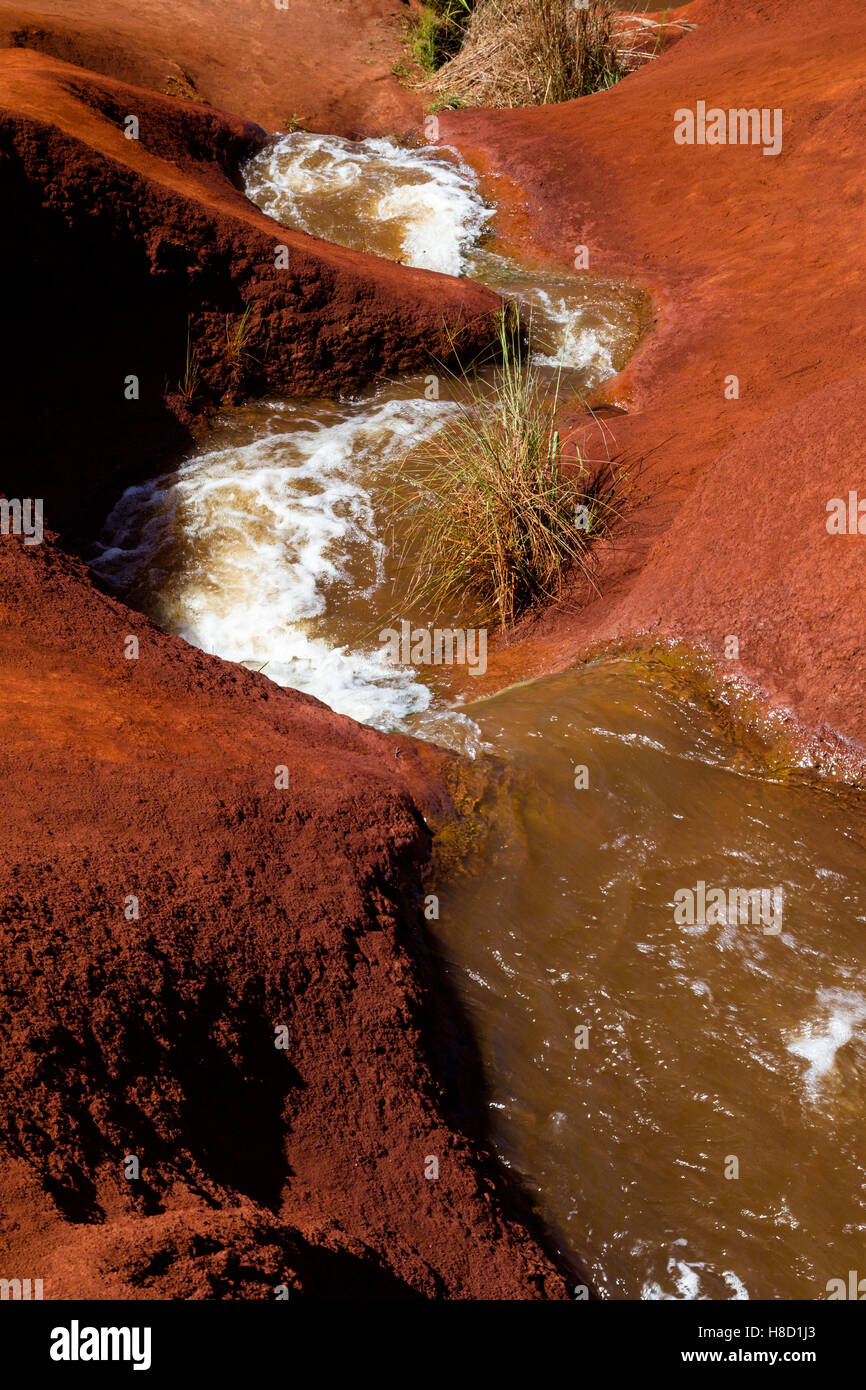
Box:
(243, 131), (632, 382)
(92, 397), (468, 732)
(521, 286), (619, 376)
(244, 132), (493, 278)
(642, 1249), (749, 1301)
(786, 988), (866, 1096)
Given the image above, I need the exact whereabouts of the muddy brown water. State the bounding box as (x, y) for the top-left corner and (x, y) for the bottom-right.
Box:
(434, 656), (866, 1300)
(92, 134), (866, 1300)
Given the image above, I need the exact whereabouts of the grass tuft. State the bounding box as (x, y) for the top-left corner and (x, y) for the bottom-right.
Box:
(422, 0), (632, 108)
(407, 1), (474, 75)
(573, 0), (626, 98)
(390, 309), (628, 632)
(224, 304), (259, 374)
(178, 317), (200, 403)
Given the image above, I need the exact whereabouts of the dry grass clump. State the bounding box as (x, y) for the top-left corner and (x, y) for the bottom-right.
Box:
(390, 311), (627, 631)
(424, 0), (625, 109)
(419, 0), (695, 109)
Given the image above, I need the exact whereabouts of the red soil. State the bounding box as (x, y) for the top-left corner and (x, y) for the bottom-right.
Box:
(0, 0), (424, 136)
(0, 528), (570, 1298)
(441, 0), (866, 766)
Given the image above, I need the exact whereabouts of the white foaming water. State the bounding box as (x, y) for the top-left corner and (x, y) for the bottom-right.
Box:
(94, 136), (640, 744)
(244, 131), (639, 383)
(527, 287), (618, 375)
(244, 132), (493, 278)
(91, 397), (479, 737)
(642, 1260), (749, 1301)
(786, 988), (866, 1096)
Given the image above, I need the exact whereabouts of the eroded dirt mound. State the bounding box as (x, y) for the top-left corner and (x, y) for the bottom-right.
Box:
(0, 529), (569, 1299)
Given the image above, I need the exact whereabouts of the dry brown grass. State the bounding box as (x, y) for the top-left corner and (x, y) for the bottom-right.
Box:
(424, 0), (616, 108)
(423, 0), (692, 109)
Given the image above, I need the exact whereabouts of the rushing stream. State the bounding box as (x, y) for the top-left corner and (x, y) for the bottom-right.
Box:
(93, 134), (646, 747)
(436, 657), (866, 1300)
(91, 132), (866, 1300)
